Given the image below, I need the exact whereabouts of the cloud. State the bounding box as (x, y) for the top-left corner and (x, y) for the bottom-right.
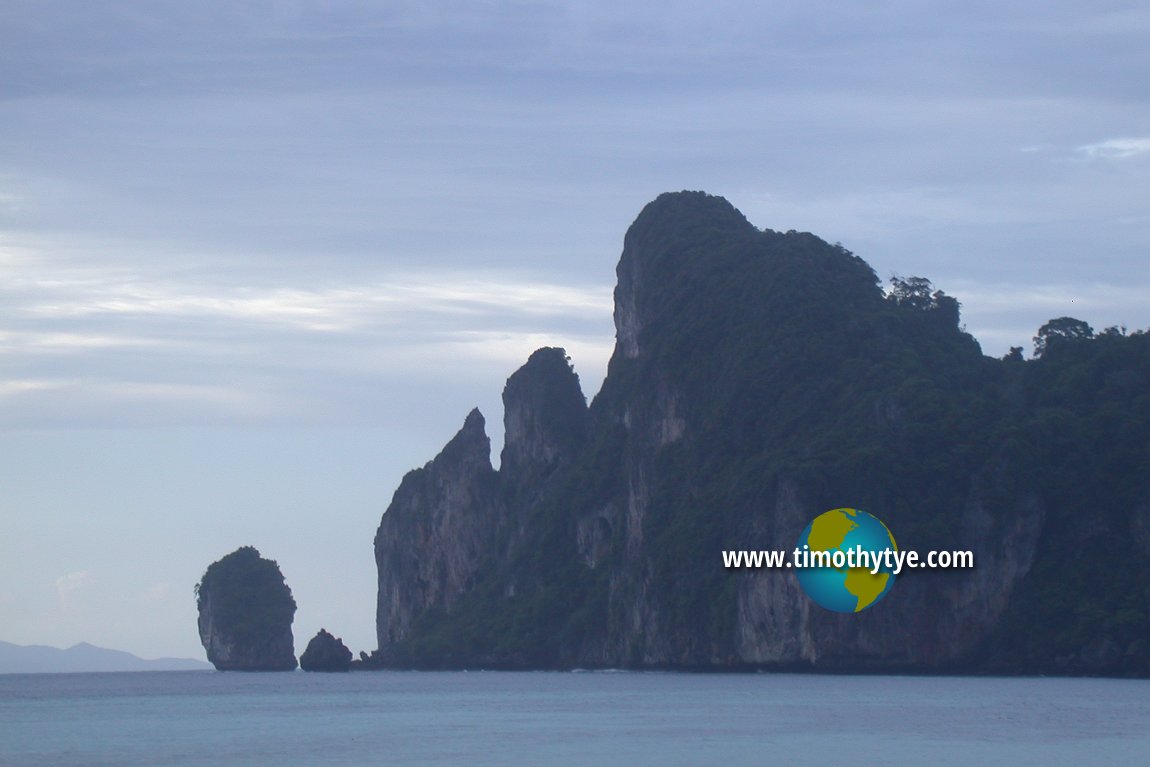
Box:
(942, 279), (1149, 355)
(0, 379), (70, 396)
(438, 329), (614, 387)
(8, 266), (612, 330)
(1076, 138), (1150, 160)
(55, 571), (90, 609)
(145, 582), (171, 602)
(0, 259), (615, 426)
(948, 280), (1150, 315)
(1, 4), (1147, 424)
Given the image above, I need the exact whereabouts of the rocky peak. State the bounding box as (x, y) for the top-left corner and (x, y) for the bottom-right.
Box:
(374, 408), (503, 651)
(437, 407), (493, 475)
(500, 347), (589, 488)
(614, 191), (755, 360)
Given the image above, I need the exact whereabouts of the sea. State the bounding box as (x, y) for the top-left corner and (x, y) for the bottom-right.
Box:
(1, 670), (1147, 766)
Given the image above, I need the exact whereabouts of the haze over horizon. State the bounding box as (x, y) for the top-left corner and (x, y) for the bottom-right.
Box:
(2, 1), (1148, 661)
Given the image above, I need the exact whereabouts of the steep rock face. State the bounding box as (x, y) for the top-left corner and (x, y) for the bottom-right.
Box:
(732, 483), (1045, 669)
(500, 347), (589, 492)
(585, 195), (1052, 670)
(375, 353), (589, 657)
(374, 191), (1150, 673)
(374, 409), (502, 649)
(196, 546), (297, 671)
(612, 191), (756, 362)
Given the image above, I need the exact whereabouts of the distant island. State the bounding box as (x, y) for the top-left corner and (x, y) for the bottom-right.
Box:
(0, 640), (209, 674)
(370, 191), (1150, 676)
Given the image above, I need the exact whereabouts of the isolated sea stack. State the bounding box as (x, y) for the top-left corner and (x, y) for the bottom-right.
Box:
(196, 546), (297, 671)
(299, 629), (353, 672)
(373, 191), (1150, 675)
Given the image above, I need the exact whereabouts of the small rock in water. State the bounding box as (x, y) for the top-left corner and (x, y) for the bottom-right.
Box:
(300, 629), (353, 672)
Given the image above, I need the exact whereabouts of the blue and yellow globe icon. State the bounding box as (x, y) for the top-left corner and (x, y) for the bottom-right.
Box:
(794, 508), (897, 613)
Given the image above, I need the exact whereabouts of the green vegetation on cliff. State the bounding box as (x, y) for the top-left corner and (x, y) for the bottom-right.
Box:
(196, 546), (297, 670)
(376, 192), (1150, 674)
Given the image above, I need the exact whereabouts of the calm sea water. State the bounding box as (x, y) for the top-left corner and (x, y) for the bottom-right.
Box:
(0, 671), (1147, 766)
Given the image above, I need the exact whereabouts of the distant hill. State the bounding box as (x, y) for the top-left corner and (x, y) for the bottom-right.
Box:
(0, 641), (210, 674)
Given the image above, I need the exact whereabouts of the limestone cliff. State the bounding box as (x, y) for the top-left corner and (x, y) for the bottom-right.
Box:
(500, 347), (590, 493)
(374, 408), (502, 650)
(196, 546), (297, 671)
(374, 350), (590, 658)
(373, 191), (1150, 674)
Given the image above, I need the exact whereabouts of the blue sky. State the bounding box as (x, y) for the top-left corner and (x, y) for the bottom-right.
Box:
(2, 1), (1148, 660)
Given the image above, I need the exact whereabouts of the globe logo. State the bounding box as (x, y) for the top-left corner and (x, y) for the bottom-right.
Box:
(794, 508), (898, 613)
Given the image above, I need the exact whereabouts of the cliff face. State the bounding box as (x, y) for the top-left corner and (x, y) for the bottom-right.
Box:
(196, 546), (297, 671)
(374, 408), (502, 649)
(374, 191), (1150, 673)
(374, 348), (589, 654)
(500, 347), (589, 492)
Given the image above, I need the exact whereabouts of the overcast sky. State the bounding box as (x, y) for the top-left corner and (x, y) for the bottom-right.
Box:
(2, 1), (1148, 661)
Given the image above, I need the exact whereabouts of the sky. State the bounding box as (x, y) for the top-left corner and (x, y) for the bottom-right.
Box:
(1, 1), (1148, 661)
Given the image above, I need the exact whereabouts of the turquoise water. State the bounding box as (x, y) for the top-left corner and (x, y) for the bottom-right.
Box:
(1, 671), (1147, 765)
